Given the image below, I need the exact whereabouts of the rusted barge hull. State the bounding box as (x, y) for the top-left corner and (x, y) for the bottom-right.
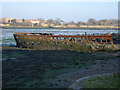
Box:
(13, 32), (114, 51)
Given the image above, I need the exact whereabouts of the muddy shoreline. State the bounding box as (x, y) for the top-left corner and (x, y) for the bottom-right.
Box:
(1, 26), (119, 30)
(2, 46), (120, 88)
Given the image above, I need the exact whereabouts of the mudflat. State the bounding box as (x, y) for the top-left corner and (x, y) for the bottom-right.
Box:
(2, 46), (120, 88)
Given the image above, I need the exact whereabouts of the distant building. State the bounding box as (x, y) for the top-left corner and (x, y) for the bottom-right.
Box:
(39, 20), (47, 23)
(41, 23), (49, 27)
(15, 19), (22, 23)
(31, 20), (40, 24)
(1, 17), (11, 23)
(25, 19), (32, 23)
(30, 20), (47, 24)
(1, 17), (22, 23)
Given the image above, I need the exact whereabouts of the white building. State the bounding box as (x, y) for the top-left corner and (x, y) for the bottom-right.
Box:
(31, 20), (40, 24)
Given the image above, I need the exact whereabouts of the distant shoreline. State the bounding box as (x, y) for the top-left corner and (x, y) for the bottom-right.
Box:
(0, 26), (118, 30)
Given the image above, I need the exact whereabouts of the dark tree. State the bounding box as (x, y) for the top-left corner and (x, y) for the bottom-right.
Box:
(11, 19), (16, 23)
(87, 18), (97, 25)
(22, 18), (25, 22)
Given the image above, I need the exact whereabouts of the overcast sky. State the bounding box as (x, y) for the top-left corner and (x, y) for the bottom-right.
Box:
(1, 2), (118, 22)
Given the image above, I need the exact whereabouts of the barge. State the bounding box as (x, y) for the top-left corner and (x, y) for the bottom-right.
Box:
(13, 32), (115, 51)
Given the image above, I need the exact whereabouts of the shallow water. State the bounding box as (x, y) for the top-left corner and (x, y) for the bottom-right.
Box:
(1, 29), (118, 46)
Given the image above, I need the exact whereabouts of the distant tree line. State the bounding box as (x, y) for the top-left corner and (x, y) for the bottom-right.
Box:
(43, 18), (118, 26)
(0, 17), (119, 27)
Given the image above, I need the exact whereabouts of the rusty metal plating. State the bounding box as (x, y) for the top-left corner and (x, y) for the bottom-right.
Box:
(13, 32), (114, 51)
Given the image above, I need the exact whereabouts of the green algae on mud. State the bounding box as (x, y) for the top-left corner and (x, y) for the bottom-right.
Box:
(81, 73), (120, 88)
(2, 46), (120, 88)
